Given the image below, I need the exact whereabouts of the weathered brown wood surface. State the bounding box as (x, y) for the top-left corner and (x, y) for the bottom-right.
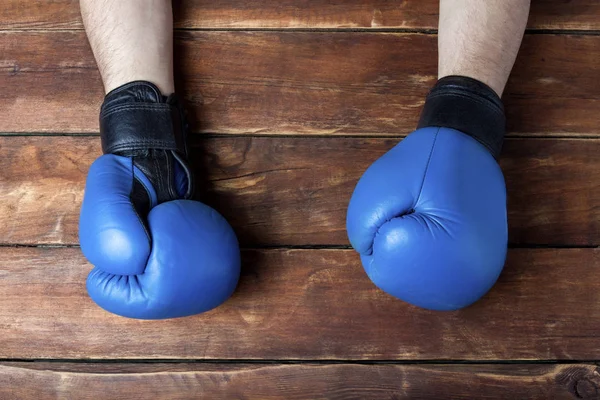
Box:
(1, 0), (599, 30)
(1, 137), (597, 246)
(1, 362), (598, 400)
(0, 31), (598, 136)
(0, 247), (598, 360)
(0, 2), (599, 398)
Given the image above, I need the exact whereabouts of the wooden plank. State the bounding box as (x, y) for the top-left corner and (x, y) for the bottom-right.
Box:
(0, 31), (598, 136)
(1, 362), (597, 400)
(1, 0), (599, 30)
(0, 247), (598, 359)
(1, 137), (598, 246)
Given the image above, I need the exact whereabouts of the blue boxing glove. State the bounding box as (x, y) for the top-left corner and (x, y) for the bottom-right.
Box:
(79, 81), (240, 319)
(347, 76), (507, 311)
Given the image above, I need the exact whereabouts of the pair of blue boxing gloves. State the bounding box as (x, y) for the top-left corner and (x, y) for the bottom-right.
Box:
(80, 76), (507, 319)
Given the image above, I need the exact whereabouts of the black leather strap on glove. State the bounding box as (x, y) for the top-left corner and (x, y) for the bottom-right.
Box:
(99, 81), (194, 215)
(417, 75), (506, 158)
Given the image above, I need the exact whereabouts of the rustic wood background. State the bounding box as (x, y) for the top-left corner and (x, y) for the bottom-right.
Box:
(0, 0), (598, 399)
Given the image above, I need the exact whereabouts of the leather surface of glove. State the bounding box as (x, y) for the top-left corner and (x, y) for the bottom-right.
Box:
(346, 76), (507, 311)
(79, 81), (240, 319)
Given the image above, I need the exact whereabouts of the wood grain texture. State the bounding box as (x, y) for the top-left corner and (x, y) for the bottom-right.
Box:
(1, 0), (599, 30)
(1, 362), (598, 400)
(1, 137), (598, 246)
(0, 31), (598, 136)
(0, 247), (598, 359)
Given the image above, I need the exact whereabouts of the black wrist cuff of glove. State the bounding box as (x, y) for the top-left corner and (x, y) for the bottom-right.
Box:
(100, 81), (188, 157)
(417, 75), (505, 158)
(99, 81), (194, 205)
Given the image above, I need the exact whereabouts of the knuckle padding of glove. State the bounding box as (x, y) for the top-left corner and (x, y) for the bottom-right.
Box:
(417, 75), (506, 159)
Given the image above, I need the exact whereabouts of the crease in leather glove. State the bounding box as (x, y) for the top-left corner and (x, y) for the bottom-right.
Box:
(79, 81), (241, 319)
(347, 75), (507, 311)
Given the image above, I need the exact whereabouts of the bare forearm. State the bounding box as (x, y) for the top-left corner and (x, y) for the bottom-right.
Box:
(80, 0), (174, 94)
(438, 0), (530, 95)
